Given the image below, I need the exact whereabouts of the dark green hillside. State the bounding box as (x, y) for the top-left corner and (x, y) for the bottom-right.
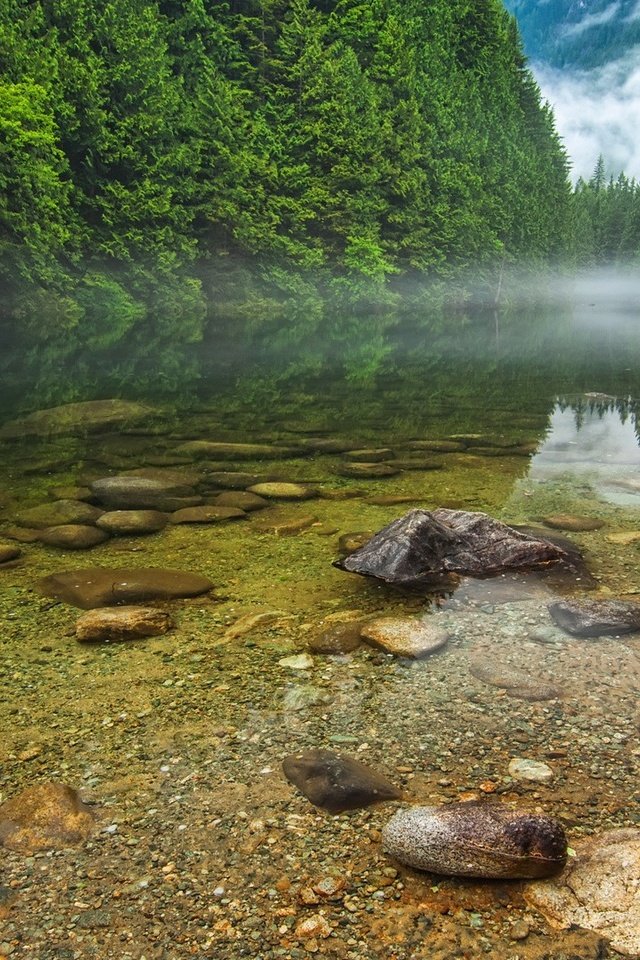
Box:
(0, 0), (570, 341)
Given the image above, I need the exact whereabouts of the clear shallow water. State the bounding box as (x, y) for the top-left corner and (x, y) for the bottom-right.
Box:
(1, 297), (640, 958)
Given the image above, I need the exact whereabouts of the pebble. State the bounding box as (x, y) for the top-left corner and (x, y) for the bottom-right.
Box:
(278, 653), (314, 670)
(542, 514), (605, 532)
(75, 606), (174, 642)
(360, 617), (449, 659)
(508, 758), (554, 783)
(39, 525), (110, 550)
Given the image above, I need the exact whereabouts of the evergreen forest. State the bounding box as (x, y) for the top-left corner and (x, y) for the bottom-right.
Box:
(0, 0), (638, 353)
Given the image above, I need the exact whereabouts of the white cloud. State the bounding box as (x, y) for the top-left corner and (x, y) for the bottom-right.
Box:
(562, 2), (621, 38)
(533, 49), (640, 180)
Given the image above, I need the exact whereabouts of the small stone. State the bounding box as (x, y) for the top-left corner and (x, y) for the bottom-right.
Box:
(174, 441), (300, 460)
(210, 491), (269, 512)
(308, 622), (362, 654)
(253, 515), (317, 536)
(336, 463), (400, 479)
(542, 515), (605, 532)
(39, 525), (109, 550)
(169, 505), (245, 524)
(0, 545), (20, 564)
(282, 685), (328, 712)
(279, 653), (314, 670)
(408, 440), (465, 453)
(343, 448), (395, 463)
(508, 758), (554, 783)
(294, 915), (332, 941)
(337, 532), (374, 556)
(360, 617), (449, 659)
(0, 782), (99, 853)
(75, 606), (174, 642)
(312, 876), (346, 900)
(510, 920), (530, 941)
(298, 888), (320, 906)
(201, 471), (263, 489)
(605, 531), (640, 545)
(247, 482), (315, 500)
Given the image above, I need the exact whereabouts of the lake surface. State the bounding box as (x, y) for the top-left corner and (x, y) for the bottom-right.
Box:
(1, 288), (639, 958)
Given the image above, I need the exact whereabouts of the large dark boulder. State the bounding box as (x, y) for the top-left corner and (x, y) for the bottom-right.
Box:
(548, 599), (640, 637)
(334, 509), (571, 590)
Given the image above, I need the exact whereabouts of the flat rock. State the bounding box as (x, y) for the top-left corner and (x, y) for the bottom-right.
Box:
(343, 448), (395, 463)
(508, 758), (554, 782)
(299, 438), (355, 453)
(0, 782), (99, 852)
(210, 491), (269, 512)
(382, 804), (567, 879)
(247, 482), (315, 500)
(361, 617), (449, 658)
(308, 621), (363, 654)
(469, 656), (561, 701)
(49, 485), (94, 502)
(200, 471), (264, 489)
(36, 567), (213, 609)
(605, 531), (640, 545)
(335, 509), (571, 590)
(169, 505), (246, 524)
(90, 476), (200, 511)
(548, 599), (640, 637)
(390, 459), (444, 471)
(525, 829), (640, 956)
(282, 749), (401, 813)
(174, 441), (301, 460)
(336, 463), (400, 479)
(337, 531), (374, 556)
(408, 440), (465, 453)
(2, 525), (40, 543)
(96, 510), (168, 535)
(39, 525), (109, 550)
(0, 545), (21, 564)
(542, 515), (605, 532)
(16, 500), (103, 529)
(0, 399), (155, 439)
(75, 606), (174, 642)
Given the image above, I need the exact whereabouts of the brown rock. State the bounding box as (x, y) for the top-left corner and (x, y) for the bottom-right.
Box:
(0, 545), (21, 564)
(36, 567), (213, 609)
(2, 525), (41, 543)
(525, 829), (640, 956)
(169, 505), (246, 524)
(90, 475), (201, 511)
(16, 500), (103, 529)
(343, 448), (395, 463)
(96, 510), (168, 535)
(543, 515), (605, 532)
(469, 656), (561, 701)
(548, 599), (640, 637)
(361, 617), (449, 658)
(336, 463), (400, 479)
(247, 482), (315, 500)
(0, 782), (99, 852)
(39, 525), (109, 550)
(282, 749), (401, 813)
(76, 606), (174, 642)
(308, 621), (362, 654)
(210, 491), (269, 512)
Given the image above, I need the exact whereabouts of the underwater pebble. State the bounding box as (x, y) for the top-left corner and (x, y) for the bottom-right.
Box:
(508, 758), (554, 783)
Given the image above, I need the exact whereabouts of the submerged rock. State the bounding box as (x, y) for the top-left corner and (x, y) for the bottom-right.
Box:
(169, 505), (246, 524)
(16, 500), (103, 529)
(469, 656), (562, 702)
(174, 441), (301, 460)
(525, 829), (640, 957)
(210, 491), (269, 512)
(0, 782), (99, 852)
(548, 599), (640, 637)
(0, 545), (21, 565)
(361, 617), (449, 658)
(90, 476), (201, 511)
(382, 803), (567, 879)
(39, 525), (109, 550)
(336, 462), (400, 479)
(335, 509), (571, 590)
(75, 606), (174, 642)
(542, 515), (605, 533)
(282, 749), (401, 813)
(248, 482), (315, 500)
(308, 621), (363, 654)
(96, 510), (168, 535)
(0, 399), (155, 439)
(36, 567), (213, 609)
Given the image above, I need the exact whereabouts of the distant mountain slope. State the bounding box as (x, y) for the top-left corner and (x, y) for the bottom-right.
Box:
(504, 0), (640, 69)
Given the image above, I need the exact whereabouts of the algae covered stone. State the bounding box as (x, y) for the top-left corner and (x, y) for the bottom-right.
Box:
(382, 803), (567, 879)
(36, 567), (213, 609)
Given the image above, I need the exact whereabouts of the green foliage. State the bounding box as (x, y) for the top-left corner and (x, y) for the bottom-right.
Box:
(571, 158), (640, 265)
(0, 0), (574, 343)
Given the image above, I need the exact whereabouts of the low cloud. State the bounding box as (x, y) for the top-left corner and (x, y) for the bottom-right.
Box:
(533, 50), (640, 180)
(562, 2), (621, 38)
